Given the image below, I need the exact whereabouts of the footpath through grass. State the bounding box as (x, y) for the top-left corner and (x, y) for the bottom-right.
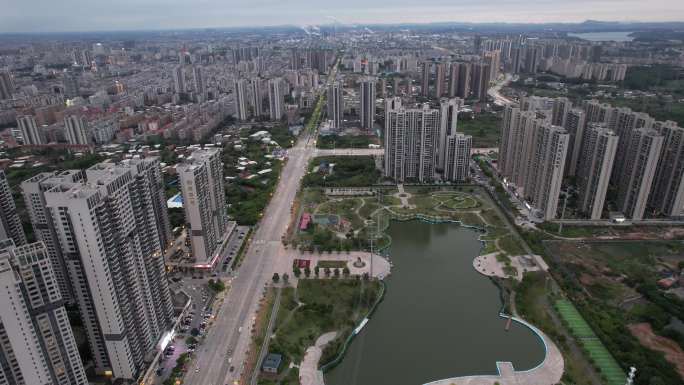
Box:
(555, 299), (625, 385)
(270, 279), (381, 365)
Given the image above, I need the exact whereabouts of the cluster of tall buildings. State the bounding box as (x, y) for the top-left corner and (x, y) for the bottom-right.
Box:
(476, 36), (627, 82)
(290, 47), (334, 74)
(384, 97), (472, 183)
(234, 76), (285, 121)
(0, 157), (177, 383)
(499, 96), (684, 220)
(420, 60), (494, 102)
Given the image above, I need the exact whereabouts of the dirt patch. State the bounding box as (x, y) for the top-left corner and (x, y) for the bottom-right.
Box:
(628, 323), (684, 379)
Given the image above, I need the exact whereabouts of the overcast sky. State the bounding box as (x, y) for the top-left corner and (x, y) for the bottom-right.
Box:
(1, 0), (684, 33)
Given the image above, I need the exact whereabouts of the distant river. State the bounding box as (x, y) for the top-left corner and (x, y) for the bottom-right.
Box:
(568, 31), (634, 42)
(325, 221), (545, 385)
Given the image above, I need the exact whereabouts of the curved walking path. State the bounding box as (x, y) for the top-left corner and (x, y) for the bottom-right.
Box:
(299, 332), (338, 385)
(423, 315), (564, 385)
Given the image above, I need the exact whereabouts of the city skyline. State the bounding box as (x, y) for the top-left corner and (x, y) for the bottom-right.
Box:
(2, 1), (684, 33)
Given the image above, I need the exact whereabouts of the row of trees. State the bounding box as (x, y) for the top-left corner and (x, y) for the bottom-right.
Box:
(273, 266), (365, 283)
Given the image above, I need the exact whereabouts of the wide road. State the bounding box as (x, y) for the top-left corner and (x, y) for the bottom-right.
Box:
(487, 73), (515, 106)
(184, 58), (340, 385)
(315, 148), (383, 157)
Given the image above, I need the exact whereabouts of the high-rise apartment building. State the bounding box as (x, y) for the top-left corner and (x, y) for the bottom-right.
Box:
(177, 148), (230, 269)
(250, 77), (263, 117)
(21, 170), (85, 303)
(551, 97), (572, 127)
(444, 134), (472, 183)
(563, 108), (586, 176)
(437, 98), (461, 170)
(447, 62), (460, 98)
(360, 77), (376, 130)
(17, 115), (45, 145)
(327, 81), (344, 129)
(63, 72), (79, 99)
(649, 123), (684, 217)
(384, 98), (440, 182)
(499, 106), (569, 220)
(616, 128), (663, 220)
(0, 240), (88, 385)
(43, 159), (173, 380)
(268, 77), (284, 121)
(173, 65), (186, 94)
(0, 170), (26, 246)
(0, 70), (15, 100)
(63, 115), (91, 145)
(434, 62), (446, 98)
(193, 66), (206, 100)
(234, 78), (249, 121)
(470, 62), (491, 102)
(420, 61), (431, 97)
(457, 63), (471, 99)
(576, 124), (618, 219)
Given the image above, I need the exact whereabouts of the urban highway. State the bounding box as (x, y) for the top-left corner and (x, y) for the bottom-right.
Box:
(184, 61), (339, 385)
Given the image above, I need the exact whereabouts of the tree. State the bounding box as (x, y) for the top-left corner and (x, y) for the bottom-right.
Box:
(314, 265), (320, 277)
(190, 328), (200, 336)
(293, 266), (301, 278)
(363, 272), (370, 281)
(343, 267), (350, 277)
(186, 336), (197, 345)
(304, 266), (311, 277)
(333, 268), (340, 278)
(324, 267), (331, 277)
(283, 273), (289, 284)
(272, 273), (280, 283)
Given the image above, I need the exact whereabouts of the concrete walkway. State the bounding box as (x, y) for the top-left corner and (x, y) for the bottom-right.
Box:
(473, 253), (543, 281)
(273, 247), (392, 283)
(299, 332), (338, 385)
(394, 184), (414, 208)
(423, 316), (564, 385)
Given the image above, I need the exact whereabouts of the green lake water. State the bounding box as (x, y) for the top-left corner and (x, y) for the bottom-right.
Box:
(325, 221), (545, 385)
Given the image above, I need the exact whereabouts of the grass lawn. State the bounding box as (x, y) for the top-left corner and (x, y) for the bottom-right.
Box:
(498, 234), (526, 256)
(458, 112), (501, 148)
(317, 260), (348, 269)
(270, 279), (381, 363)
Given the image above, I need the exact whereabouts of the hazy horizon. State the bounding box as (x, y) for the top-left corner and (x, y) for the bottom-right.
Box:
(2, 0), (684, 33)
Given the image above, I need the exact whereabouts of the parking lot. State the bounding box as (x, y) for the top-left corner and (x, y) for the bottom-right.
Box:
(154, 226), (250, 384)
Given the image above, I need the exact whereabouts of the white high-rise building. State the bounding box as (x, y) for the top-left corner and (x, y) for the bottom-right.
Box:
(43, 159), (173, 380)
(17, 115), (45, 145)
(444, 133), (472, 183)
(437, 98), (461, 170)
(576, 124), (618, 219)
(21, 170), (85, 303)
(251, 77), (263, 117)
(0, 170), (26, 247)
(177, 148), (230, 269)
(173, 65), (186, 94)
(327, 81), (343, 129)
(193, 66), (206, 101)
(383, 99), (440, 182)
(0, 70), (14, 100)
(563, 108), (586, 176)
(617, 128), (663, 220)
(0, 240), (88, 385)
(499, 105), (569, 220)
(650, 123), (684, 217)
(234, 78), (249, 121)
(360, 77), (376, 130)
(63, 115), (91, 145)
(268, 77), (284, 121)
